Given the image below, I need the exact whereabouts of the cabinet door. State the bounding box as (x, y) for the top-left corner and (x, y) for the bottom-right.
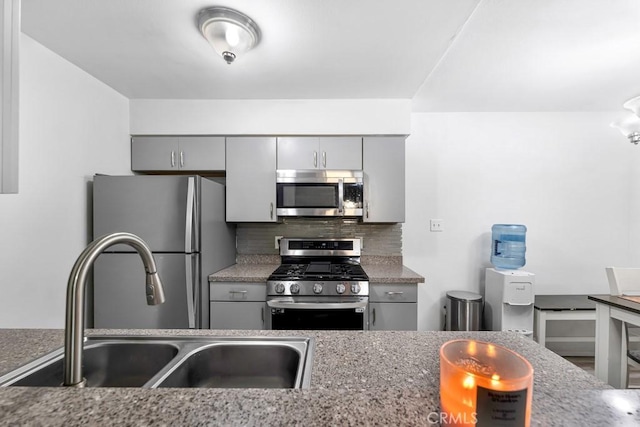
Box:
(370, 283), (417, 303)
(210, 283), (266, 301)
(226, 137), (277, 222)
(369, 302), (417, 331)
(277, 137), (319, 169)
(210, 302), (266, 330)
(363, 136), (405, 223)
(131, 136), (179, 171)
(178, 136), (225, 171)
(320, 137), (362, 170)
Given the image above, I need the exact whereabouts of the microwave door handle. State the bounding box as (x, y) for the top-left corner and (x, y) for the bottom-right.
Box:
(338, 179), (344, 214)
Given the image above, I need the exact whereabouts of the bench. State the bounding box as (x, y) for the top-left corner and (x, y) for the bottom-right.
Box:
(534, 294), (596, 348)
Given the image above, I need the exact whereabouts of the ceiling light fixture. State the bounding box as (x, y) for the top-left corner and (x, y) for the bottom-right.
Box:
(611, 95), (640, 145)
(197, 6), (261, 65)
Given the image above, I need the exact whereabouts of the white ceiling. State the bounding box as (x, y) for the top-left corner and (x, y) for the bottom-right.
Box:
(21, 0), (640, 111)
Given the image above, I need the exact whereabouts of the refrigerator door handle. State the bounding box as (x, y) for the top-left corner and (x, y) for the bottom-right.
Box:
(185, 177), (196, 253)
(185, 255), (196, 329)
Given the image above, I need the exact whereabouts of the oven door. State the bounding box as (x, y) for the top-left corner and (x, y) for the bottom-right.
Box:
(266, 296), (368, 330)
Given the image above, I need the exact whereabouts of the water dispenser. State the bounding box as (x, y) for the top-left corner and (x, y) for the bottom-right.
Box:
(484, 268), (534, 337)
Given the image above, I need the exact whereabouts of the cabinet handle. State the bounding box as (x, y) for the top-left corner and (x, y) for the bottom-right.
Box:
(313, 151), (317, 168)
(261, 307), (265, 325)
(386, 291), (404, 296)
(270, 202), (274, 219)
(366, 202), (370, 219)
(171, 151), (176, 168)
(179, 151), (184, 168)
(322, 151), (326, 167)
(372, 307), (376, 326)
(229, 290), (248, 300)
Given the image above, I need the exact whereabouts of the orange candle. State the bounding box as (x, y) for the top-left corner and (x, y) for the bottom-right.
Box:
(439, 340), (533, 427)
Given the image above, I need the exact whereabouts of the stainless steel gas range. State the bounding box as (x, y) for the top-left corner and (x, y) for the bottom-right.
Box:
(266, 238), (370, 330)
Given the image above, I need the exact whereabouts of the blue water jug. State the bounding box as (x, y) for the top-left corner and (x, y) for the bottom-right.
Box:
(491, 224), (526, 269)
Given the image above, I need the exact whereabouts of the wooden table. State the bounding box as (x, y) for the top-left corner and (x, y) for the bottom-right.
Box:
(589, 294), (640, 388)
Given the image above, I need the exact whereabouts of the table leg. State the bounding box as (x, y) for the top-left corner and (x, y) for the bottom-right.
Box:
(534, 309), (546, 347)
(595, 303), (625, 388)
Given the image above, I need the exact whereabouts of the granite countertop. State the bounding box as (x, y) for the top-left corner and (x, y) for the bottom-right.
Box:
(1, 328), (639, 425)
(208, 263), (425, 284)
(208, 263), (280, 283)
(361, 264), (425, 284)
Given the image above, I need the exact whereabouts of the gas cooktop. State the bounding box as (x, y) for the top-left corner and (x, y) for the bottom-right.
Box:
(268, 261), (368, 281)
(267, 238), (370, 297)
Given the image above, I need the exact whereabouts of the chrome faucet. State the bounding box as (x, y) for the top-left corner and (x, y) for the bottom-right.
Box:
(62, 232), (165, 387)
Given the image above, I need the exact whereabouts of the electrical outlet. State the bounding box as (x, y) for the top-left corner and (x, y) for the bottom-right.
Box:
(430, 219), (444, 232)
(274, 235), (283, 249)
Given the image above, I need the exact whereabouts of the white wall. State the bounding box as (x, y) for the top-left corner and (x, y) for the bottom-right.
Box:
(130, 99), (411, 135)
(0, 35), (130, 328)
(404, 112), (634, 331)
(629, 140), (640, 265)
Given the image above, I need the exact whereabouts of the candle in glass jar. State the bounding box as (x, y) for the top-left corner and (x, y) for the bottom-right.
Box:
(439, 339), (533, 427)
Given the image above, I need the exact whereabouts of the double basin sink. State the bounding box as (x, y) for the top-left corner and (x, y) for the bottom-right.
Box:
(0, 335), (314, 389)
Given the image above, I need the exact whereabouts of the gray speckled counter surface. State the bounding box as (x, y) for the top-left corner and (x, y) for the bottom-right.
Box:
(209, 263), (425, 284)
(208, 263), (280, 283)
(361, 264), (425, 284)
(1, 329), (638, 426)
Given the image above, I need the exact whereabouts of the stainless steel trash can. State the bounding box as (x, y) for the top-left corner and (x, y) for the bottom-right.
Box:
(446, 291), (483, 331)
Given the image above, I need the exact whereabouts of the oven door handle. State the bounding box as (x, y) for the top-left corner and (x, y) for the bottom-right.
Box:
(266, 300), (368, 310)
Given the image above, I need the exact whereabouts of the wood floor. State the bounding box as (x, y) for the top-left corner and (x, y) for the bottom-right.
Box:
(564, 356), (640, 388)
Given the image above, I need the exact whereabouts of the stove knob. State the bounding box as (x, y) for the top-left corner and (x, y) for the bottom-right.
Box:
(290, 283), (301, 294)
(351, 283), (361, 294)
(336, 283), (346, 294)
(313, 283), (323, 294)
(275, 283), (285, 294)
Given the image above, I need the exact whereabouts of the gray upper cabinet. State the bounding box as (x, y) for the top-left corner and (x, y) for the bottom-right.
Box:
(363, 136), (405, 223)
(277, 137), (362, 170)
(320, 137), (362, 169)
(131, 136), (225, 172)
(226, 137), (277, 222)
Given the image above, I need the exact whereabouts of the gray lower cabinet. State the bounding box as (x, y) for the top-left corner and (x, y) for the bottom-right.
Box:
(209, 282), (266, 330)
(226, 137), (277, 222)
(131, 136), (225, 172)
(369, 283), (417, 331)
(363, 136), (405, 223)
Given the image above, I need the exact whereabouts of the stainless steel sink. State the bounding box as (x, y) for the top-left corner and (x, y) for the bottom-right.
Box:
(7, 341), (179, 387)
(0, 336), (314, 389)
(156, 343), (303, 388)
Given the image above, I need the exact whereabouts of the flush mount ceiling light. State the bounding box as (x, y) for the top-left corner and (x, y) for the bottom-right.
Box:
(197, 6), (261, 64)
(611, 96), (640, 145)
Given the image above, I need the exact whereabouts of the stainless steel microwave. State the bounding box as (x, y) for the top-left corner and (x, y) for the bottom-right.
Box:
(276, 170), (363, 217)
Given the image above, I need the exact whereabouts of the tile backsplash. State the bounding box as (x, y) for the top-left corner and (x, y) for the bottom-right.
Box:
(236, 218), (402, 256)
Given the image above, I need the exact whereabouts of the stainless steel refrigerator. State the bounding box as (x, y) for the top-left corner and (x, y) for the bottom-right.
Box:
(92, 175), (236, 329)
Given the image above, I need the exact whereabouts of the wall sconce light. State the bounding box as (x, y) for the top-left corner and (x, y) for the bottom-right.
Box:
(611, 96), (640, 145)
(197, 6), (261, 65)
